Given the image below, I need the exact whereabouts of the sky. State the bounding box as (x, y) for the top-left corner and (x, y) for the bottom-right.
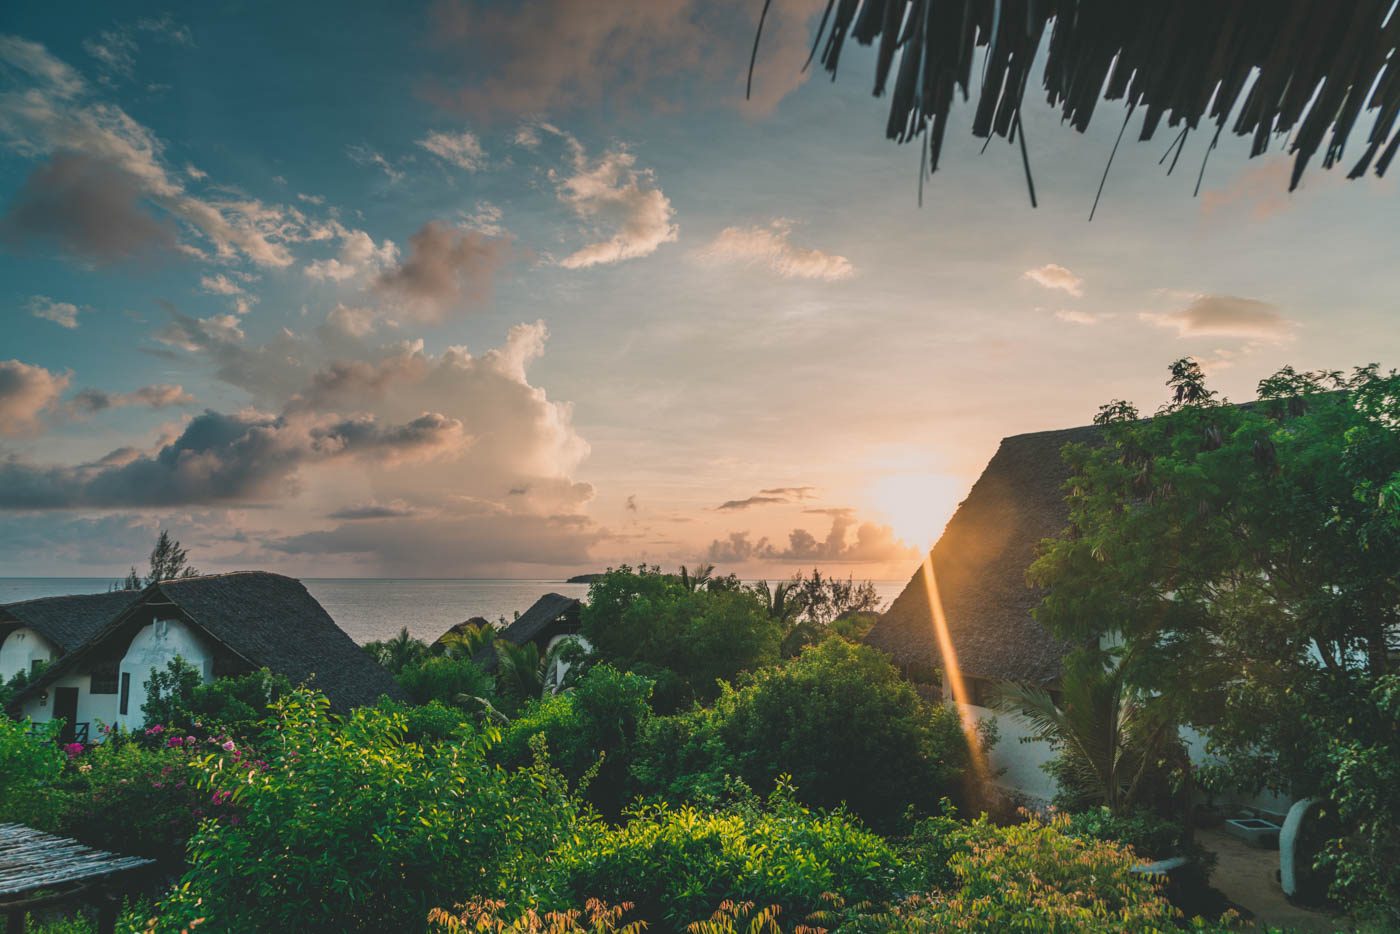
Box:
(1, 1), (1397, 581)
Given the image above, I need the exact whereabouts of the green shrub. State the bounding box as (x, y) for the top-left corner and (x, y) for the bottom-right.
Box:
(396, 699), (477, 744)
(495, 665), (652, 814)
(556, 783), (901, 929)
(893, 813), (1236, 932)
(397, 654), (495, 708)
(632, 639), (970, 830)
(1063, 807), (1189, 861)
(581, 567), (782, 711)
(179, 667), (293, 738)
(153, 688), (576, 933)
(0, 716), (67, 828)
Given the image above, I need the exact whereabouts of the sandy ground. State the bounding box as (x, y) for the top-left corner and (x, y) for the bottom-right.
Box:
(1198, 827), (1349, 932)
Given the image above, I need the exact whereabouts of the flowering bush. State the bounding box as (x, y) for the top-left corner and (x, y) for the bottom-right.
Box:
(150, 688), (577, 933)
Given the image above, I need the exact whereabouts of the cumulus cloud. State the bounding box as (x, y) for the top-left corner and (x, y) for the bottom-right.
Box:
(1140, 294), (1295, 340)
(0, 152), (178, 263)
(1023, 263), (1084, 296)
(417, 129), (485, 171)
(372, 220), (513, 321)
(707, 513), (916, 564)
(0, 37), (317, 267)
(425, 0), (823, 117)
(553, 145), (677, 269)
(66, 383), (194, 416)
(0, 360), (69, 437)
(0, 407), (470, 509)
(27, 295), (81, 329)
(696, 221), (853, 280)
(305, 224), (399, 283)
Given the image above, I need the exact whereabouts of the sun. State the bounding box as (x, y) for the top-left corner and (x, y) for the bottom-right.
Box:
(867, 472), (964, 550)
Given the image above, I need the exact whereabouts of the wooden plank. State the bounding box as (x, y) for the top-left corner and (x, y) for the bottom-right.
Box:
(0, 825), (153, 900)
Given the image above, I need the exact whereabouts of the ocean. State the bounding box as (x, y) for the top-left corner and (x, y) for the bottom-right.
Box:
(0, 577), (908, 645)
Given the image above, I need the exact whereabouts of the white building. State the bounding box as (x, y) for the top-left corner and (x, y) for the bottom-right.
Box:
(864, 422), (1291, 820)
(1, 591), (141, 743)
(7, 572), (405, 740)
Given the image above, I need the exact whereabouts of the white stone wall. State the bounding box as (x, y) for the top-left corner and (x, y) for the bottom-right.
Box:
(116, 618), (215, 730)
(0, 627), (57, 679)
(960, 703), (1061, 803)
(19, 671), (117, 739)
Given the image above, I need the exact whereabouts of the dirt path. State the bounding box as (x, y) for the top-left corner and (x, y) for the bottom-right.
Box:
(1197, 828), (1348, 932)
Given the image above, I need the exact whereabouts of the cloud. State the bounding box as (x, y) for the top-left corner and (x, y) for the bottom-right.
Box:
(66, 383), (194, 416)
(371, 221), (513, 321)
(325, 501), (421, 521)
(625, 494), (638, 512)
(1054, 309), (1099, 325)
(83, 15), (193, 79)
(0, 38), (312, 267)
(706, 513), (915, 565)
(0, 407), (470, 509)
(554, 145), (677, 268)
(0, 151), (178, 263)
(696, 221), (853, 280)
(305, 224), (399, 283)
(424, 0), (823, 117)
(346, 144), (404, 183)
(1140, 294), (1295, 340)
(27, 295), (81, 329)
(199, 273), (244, 295)
(417, 129), (485, 171)
(0, 360), (69, 437)
(717, 495), (788, 511)
(716, 485), (816, 510)
(1023, 263), (1084, 296)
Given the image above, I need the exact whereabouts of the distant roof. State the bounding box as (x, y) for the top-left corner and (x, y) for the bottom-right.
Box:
(474, 593), (581, 672)
(12, 571), (403, 711)
(432, 616), (491, 649)
(1, 590), (139, 653)
(865, 424), (1100, 684)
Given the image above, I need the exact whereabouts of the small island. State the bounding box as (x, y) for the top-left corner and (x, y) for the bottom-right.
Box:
(565, 573), (605, 584)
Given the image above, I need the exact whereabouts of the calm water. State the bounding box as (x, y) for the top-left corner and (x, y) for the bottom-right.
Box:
(0, 577), (907, 645)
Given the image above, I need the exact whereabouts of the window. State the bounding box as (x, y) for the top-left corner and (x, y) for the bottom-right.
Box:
(119, 672), (131, 716)
(90, 662), (119, 695)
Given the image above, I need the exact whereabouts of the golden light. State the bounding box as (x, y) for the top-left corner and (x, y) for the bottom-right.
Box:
(919, 553), (992, 788)
(868, 472), (963, 549)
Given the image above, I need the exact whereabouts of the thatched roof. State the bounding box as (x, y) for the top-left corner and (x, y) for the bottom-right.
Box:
(0, 591), (139, 653)
(754, 1), (1398, 205)
(12, 571), (403, 711)
(864, 423), (1101, 684)
(473, 593), (582, 673)
(432, 616), (491, 650)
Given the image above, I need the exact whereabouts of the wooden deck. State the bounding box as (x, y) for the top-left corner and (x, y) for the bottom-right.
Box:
(0, 823), (153, 934)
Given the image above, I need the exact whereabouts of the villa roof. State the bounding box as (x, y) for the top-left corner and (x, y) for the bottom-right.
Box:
(864, 423), (1101, 685)
(473, 592), (582, 672)
(0, 590), (139, 653)
(432, 616), (491, 650)
(11, 571), (403, 711)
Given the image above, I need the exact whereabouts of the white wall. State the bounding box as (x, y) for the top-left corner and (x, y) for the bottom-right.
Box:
(19, 671), (118, 741)
(116, 618), (214, 730)
(545, 633), (591, 690)
(0, 627), (57, 679)
(960, 703), (1061, 803)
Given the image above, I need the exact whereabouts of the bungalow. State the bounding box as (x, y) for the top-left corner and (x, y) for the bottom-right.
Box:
(865, 424), (1091, 801)
(469, 592), (586, 685)
(1, 591), (140, 685)
(864, 421), (1288, 818)
(8, 571), (404, 742)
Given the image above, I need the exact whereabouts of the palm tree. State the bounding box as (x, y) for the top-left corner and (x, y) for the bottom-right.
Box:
(366, 626), (428, 675)
(437, 621), (495, 660)
(754, 578), (804, 627)
(493, 639), (584, 707)
(992, 656), (1180, 816)
(679, 563), (715, 593)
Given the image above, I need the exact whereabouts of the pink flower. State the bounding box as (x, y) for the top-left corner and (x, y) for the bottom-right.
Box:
(167, 736), (184, 747)
(63, 742), (84, 759)
(211, 790), (232, 806)
(185, 736), (196, 746)
(145, 724), (164, 736)
(221, 740), (236, 752)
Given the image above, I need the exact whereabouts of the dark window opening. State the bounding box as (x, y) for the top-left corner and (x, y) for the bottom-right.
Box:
(90, 662), (119, 695)
(119, 672), (131, 716)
